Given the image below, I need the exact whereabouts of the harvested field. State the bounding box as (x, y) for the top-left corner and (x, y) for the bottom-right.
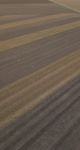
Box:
(0, 1), (80, 150)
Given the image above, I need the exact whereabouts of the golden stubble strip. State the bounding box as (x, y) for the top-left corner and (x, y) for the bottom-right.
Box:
(0, 13), (76, 30)
(0, 21), (80, 52)
(0, 15), (29, 20)
(0, 51), (80, 128)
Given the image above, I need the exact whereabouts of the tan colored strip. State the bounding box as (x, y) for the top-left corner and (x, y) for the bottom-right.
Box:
(0, 15), (34, 20)
(0, 15), (25, 20)
(0, 15), (18, 21)
(0, 21), (80, 52)
(0, 50), (80, 127)
(0, 13), (75, 30)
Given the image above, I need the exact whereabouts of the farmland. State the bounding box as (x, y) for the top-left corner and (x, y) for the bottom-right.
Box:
(0, 1), (80, 150)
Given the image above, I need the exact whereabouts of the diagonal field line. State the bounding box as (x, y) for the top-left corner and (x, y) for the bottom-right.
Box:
(0, 13), (76, 30)
(0, 21), (80, 52)
(50, 0), (80, 13)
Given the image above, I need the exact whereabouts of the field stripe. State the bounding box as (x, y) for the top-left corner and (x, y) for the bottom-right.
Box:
(0, 15), (27, 20)
(0, 21), (80, 52)
(0, 13), (76, 30)
(0, 50), (80, 127)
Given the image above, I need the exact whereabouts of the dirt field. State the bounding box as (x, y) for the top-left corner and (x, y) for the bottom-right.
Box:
(0, 0), (80, 149)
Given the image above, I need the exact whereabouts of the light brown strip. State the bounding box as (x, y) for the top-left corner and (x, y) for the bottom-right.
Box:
(0, 21), (80, 52)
